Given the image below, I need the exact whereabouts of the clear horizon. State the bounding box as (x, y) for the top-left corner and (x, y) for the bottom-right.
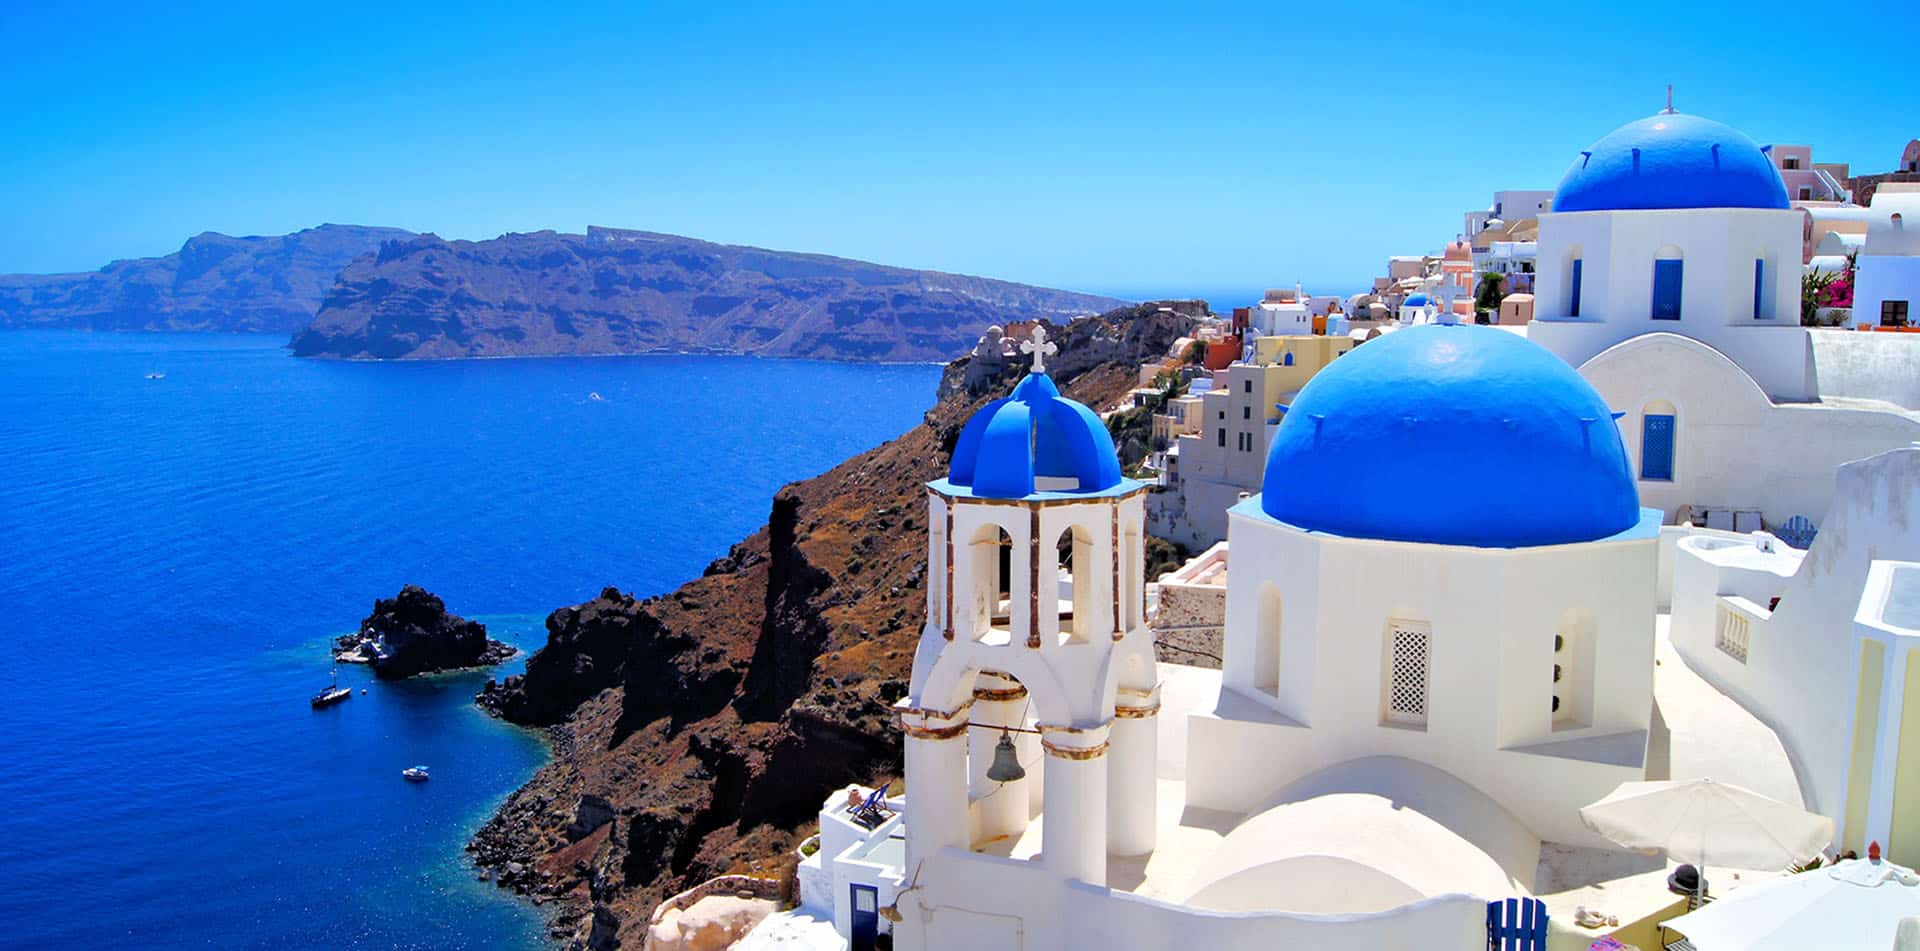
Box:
(4, 0), (1915, 296)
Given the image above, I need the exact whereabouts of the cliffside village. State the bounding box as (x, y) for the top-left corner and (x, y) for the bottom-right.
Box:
(644, 112), (1920, 951)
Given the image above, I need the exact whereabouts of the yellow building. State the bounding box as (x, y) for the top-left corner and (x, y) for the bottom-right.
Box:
(1249, 335), (1355, 394)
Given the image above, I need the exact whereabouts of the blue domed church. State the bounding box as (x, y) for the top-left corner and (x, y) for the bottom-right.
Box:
(1527, 110), (1814, 401)
(1191, 322), (1663, 860)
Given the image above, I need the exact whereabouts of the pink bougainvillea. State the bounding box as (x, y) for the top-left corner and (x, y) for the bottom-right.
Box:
(1821, 272), (1854, 308)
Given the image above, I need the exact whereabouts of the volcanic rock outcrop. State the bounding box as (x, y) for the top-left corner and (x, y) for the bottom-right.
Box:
(338, 585), (514, 679)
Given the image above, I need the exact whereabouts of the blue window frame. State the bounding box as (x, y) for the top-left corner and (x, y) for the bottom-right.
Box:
(1641, 414), (1675, 481)
(1569, 259), (1583, 317)
(1753, 259), (1766, 319)
(1651, 259), (1683, 320)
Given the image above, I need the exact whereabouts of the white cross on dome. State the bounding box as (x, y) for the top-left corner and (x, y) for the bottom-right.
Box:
(1020, 325), (1058, 373)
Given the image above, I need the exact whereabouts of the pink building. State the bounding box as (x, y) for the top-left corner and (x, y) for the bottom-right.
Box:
(1766, 143), (1851, 204)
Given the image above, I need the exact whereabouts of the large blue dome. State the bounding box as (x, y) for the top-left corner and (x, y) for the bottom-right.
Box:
(1553, 113), (1790, 213)
(1259, 325), (1640, 548)
(946, 371), (1124, 499)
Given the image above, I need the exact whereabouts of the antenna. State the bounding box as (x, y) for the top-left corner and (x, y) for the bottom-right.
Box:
(1663, 85), (1676, 115)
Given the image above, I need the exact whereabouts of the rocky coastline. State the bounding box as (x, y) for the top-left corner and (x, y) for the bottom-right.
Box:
(458, 304), (1193, 948)
(333, 585), (516, 679)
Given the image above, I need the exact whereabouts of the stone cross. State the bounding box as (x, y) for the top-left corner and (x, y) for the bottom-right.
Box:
(1020, 325), (1058, 373)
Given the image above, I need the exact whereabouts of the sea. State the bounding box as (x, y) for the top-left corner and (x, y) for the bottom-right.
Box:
(0, 331), (940, 949)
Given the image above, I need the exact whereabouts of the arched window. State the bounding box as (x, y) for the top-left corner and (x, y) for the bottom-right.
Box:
(1566, 249), (1584, 317)
(1253, 583), (1281, 697)
(969, 524), (1015, 642)
(1055, 525), (1095, 645)
(1641, 400), (1676, 482)
(1652, 246), (1684, 320)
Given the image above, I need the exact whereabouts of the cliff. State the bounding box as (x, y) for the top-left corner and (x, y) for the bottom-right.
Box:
(339, 585), (515, 678)
(288, 227), (1128, 363)
(466, 304), (1193, 948)
(0, 224), (413, 333)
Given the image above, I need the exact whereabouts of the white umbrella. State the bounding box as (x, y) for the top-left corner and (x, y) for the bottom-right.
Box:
(1663, 858), (1920, 949)
(1579, 779), (1833, 894)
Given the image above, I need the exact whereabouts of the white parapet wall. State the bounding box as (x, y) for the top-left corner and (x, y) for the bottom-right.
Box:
(1810, 329), (1920, 410)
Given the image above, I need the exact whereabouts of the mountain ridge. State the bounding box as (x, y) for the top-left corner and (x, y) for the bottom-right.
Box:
(288, 226), (1129, 364)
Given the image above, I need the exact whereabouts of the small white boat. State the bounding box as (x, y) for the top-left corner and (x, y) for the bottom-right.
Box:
(144, 372), (166, 380)
(402, 766), (431, 782)
(587, 391), (605, 402)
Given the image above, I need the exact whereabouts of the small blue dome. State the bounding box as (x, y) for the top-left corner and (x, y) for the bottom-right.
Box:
(947, 371), (1123, 498)
(1403, 293), (1431, 307)
(1260, 325), (1640, 548)
(1554, 113), (1789, 213)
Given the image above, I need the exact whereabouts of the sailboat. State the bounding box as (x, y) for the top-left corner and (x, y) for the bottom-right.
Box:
(311, 668), (351, 708)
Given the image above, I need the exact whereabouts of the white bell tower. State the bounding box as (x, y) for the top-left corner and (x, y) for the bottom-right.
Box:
(896, 336), (1161, 911)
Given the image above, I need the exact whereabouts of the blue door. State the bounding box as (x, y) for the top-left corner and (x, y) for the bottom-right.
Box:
(850, 883), (879, 951)
(1642, 414), (1675, 481)
(1652, 259), (1684, 320)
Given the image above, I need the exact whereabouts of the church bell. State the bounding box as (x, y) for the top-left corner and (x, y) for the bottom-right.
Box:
(986, 730), (1026, 783)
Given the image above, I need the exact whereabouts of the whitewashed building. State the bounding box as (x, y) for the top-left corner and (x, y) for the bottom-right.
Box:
(1853, 191), (1920, 329)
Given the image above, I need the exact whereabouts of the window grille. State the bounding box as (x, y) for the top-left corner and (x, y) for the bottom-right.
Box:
(1716, 606), (1750, 663)
(1385, 622), (1430, 727)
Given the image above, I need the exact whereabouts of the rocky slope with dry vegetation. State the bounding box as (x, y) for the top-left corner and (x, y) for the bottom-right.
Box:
(467, 303), (1193, 948)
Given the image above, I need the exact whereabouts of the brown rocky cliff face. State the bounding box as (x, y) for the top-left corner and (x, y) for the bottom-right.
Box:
(467, 304), (1191, 948)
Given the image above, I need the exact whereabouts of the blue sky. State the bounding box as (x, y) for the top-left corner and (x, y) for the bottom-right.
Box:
(3, 1), (1915, 299)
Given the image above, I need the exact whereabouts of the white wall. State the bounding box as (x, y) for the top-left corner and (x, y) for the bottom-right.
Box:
(1669, 447), (1920, 834)
(1810, 329), (1920, 410)
(1577, 333), (1920, 528)
(1533, 207), (1814, 401)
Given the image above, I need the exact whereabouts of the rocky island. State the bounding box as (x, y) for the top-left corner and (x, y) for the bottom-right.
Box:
(462, 304), (1191, 948)
(288, 226), (1128, 363)
(335, 585), (515, 679)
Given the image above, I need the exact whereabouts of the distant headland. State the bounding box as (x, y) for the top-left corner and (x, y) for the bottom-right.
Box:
(287, 227), (1127, 363)
(0, 224), (413, 333)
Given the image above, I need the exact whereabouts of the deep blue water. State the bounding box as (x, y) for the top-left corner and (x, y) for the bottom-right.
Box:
(0, 332), (939, 949)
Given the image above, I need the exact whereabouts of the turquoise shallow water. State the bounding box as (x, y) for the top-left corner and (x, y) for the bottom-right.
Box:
(0, 331), (938, 949)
